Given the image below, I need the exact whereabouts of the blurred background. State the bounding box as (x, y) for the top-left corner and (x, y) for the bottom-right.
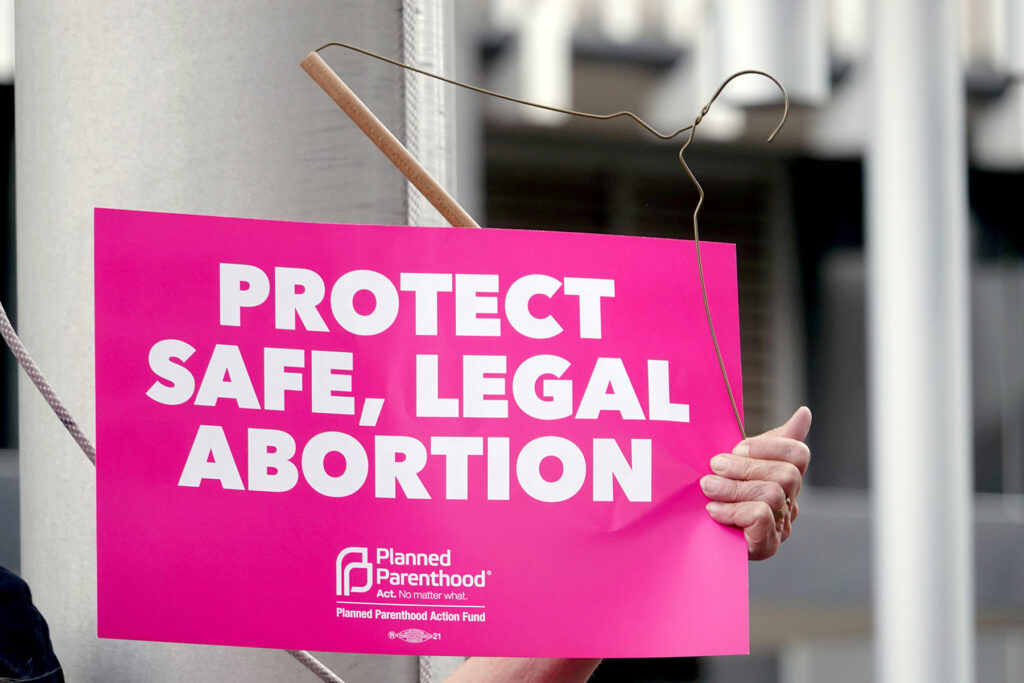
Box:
(445, 1), (1024, 681)
(1, 0), (1022, 681)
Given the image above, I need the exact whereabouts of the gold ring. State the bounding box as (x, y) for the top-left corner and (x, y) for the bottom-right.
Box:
(774, 497), (792, 523)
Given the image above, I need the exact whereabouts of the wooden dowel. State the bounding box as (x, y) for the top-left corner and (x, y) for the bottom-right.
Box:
(301, 51), (480, 229)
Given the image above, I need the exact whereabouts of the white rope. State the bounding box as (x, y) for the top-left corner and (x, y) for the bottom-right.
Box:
(418, 653), (434, 683)
(283, 650), (347, 683)
(0, 300), (95, 464)
(0, 301), (94, 464)
(0, 297), (346, 683)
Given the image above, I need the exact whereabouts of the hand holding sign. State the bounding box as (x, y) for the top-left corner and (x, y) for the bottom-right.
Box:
(450, 410), (813, 680)
(701, 407), (812, 560)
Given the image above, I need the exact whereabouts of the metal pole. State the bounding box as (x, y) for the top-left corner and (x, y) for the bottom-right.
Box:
(16, 2), (417, 680)
(866, 1), (974, 681)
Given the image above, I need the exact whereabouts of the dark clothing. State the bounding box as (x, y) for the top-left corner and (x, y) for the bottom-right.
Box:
(0, 566), (64, 682)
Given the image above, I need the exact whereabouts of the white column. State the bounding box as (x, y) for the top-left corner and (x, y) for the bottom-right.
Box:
(402, 5), (467, 679)
(866, 1), (974, 682)
(712, 0), (829, 106)
(488, 0), (574, 126)
(17, 2), (417, 681)
(404, 0), (457, 228)
(598, 0), (642, 44)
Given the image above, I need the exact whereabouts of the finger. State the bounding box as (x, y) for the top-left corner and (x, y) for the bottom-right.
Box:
(781, 498), (802, 542)
(706, 500), (780, 561)
(700, 475), (787, 513)
(701, 474), (791, 537)
(735, 436), (811, 474)
(710, 453), (803, 501)
(759, 406), (812, 441)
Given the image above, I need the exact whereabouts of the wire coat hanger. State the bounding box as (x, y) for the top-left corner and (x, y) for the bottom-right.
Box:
(303, 42), (791, 440)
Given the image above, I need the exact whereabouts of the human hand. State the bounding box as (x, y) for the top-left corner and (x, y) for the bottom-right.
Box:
(700, 407), (812, 561)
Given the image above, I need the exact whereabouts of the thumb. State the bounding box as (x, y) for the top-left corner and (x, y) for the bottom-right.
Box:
(761, 406), (812, 441)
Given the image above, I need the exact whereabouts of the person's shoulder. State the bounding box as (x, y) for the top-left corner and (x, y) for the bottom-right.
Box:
(0, 564), (33, 604)
(0, 565), (65, 683)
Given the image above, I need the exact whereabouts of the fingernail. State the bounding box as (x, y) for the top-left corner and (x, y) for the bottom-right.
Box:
(710, 454), (729, 474)
(732, 442), (750, 457)
(706, 502), (723, 514)
(700, 476), (720, 494)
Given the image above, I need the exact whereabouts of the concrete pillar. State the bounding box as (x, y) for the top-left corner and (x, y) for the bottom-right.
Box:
(866, 1), (974, 681)
(16, 2), (427, 680)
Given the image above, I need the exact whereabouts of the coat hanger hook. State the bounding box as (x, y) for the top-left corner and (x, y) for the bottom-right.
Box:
(698, 69), (790, 142)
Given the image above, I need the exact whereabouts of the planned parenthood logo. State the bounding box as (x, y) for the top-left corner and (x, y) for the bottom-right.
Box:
(337, 545), (489, 597)
(336, 547), (373, 596)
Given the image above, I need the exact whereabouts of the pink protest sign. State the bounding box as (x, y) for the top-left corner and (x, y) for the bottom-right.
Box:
(94, 208), (747, 658)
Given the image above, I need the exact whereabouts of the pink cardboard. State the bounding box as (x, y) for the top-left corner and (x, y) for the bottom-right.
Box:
(94, 208), (747, 658)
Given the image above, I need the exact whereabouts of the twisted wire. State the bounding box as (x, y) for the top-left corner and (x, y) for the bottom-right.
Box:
(316, 41), (791, 439)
